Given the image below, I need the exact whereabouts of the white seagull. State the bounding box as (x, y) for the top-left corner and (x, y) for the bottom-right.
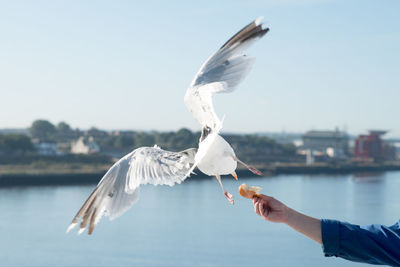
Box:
(67, 17), (269, 235)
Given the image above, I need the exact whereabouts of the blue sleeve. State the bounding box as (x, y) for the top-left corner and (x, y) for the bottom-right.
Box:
(321, 219), (400, 266)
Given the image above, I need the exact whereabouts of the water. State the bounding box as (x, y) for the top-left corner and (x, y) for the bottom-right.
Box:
(1, 172), (400, 267)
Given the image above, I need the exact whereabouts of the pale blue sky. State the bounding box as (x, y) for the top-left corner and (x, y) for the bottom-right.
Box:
(0, 0), (399, 137)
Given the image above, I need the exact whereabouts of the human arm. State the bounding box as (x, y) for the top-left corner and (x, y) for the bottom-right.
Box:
(253, 194), (400, 266)
(253, 195), (322, 244)
(321, 219), (400, 266)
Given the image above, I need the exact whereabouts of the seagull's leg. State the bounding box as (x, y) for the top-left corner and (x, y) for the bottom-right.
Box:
(234, 156), (263, 176)
(215, 175), (234, 205)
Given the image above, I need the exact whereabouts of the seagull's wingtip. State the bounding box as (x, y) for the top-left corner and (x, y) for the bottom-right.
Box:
(77, 227), (85, 235)
(255, 16), (264, 26)
(66, 221), (78, 234)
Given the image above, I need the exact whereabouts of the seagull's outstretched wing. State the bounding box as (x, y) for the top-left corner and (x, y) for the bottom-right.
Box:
(67, 146), (196, 235)
(184, 17), (269, 130)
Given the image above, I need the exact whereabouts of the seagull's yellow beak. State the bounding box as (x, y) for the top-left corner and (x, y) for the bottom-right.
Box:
(231, 171), (238, 180)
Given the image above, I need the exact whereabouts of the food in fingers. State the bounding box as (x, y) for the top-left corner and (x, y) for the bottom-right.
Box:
(239, 184), (262, 199)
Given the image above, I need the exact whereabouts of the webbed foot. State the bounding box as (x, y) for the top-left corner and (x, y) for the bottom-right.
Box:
(224, 192), (234, 205)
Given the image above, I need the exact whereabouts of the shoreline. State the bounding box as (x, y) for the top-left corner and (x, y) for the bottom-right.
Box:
(1, 162), (399, 187)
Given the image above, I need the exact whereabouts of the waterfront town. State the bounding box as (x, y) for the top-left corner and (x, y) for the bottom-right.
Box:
(0, 120), (399, 184)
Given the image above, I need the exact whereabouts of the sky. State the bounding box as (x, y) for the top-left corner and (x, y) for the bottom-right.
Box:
(0, 0), (399, 137)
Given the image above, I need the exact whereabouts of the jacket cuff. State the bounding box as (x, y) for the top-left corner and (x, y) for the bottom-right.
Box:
(321, 219), (341, 256)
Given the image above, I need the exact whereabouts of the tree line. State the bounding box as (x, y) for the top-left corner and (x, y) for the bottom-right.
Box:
(0, 119), (300, 164)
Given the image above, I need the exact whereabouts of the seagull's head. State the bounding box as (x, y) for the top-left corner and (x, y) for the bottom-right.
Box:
(200, 126), (212, 142)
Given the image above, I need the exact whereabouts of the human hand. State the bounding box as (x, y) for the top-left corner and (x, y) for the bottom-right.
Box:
(253, 194), (322, 244)
(253, 194), (291, 223)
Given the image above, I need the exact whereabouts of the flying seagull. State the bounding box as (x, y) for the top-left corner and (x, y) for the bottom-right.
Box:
(67, 17), (269, 235)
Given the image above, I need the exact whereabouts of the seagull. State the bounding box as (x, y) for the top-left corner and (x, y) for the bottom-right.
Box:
(67, 17), (269, 235)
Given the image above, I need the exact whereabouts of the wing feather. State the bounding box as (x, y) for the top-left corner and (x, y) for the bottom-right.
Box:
(184, 17), (269, 130)
(67, 146), (196, 235)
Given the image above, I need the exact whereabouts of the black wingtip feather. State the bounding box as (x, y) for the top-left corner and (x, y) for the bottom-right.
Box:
(220, 19), (269, 49)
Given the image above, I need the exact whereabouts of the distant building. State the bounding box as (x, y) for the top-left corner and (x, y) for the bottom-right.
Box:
(257, 132), (303, 146)
(32, 140), (58, 156)
(386, 139), (400, 160)
(306, 149), (314, 165)
(71, 136), (100, 154)
(395, 143), (400, 160)
(302, 129), (349, 159)
(354, 130), (395, 162)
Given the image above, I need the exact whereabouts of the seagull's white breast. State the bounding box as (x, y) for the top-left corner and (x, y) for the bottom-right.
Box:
(197, 134), (237, 176)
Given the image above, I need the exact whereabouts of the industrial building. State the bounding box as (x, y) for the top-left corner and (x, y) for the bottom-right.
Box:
(302, 129), (350, 159)
(354, 130), (395, 162)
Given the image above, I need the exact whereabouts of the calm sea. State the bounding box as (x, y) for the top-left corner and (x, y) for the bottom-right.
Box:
(1, 172), (400, 267)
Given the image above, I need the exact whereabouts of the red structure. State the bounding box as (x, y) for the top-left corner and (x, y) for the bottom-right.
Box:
(354, 130), (387, 162)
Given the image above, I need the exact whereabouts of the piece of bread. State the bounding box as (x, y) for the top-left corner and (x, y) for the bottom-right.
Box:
(238, 184), (262, 199)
